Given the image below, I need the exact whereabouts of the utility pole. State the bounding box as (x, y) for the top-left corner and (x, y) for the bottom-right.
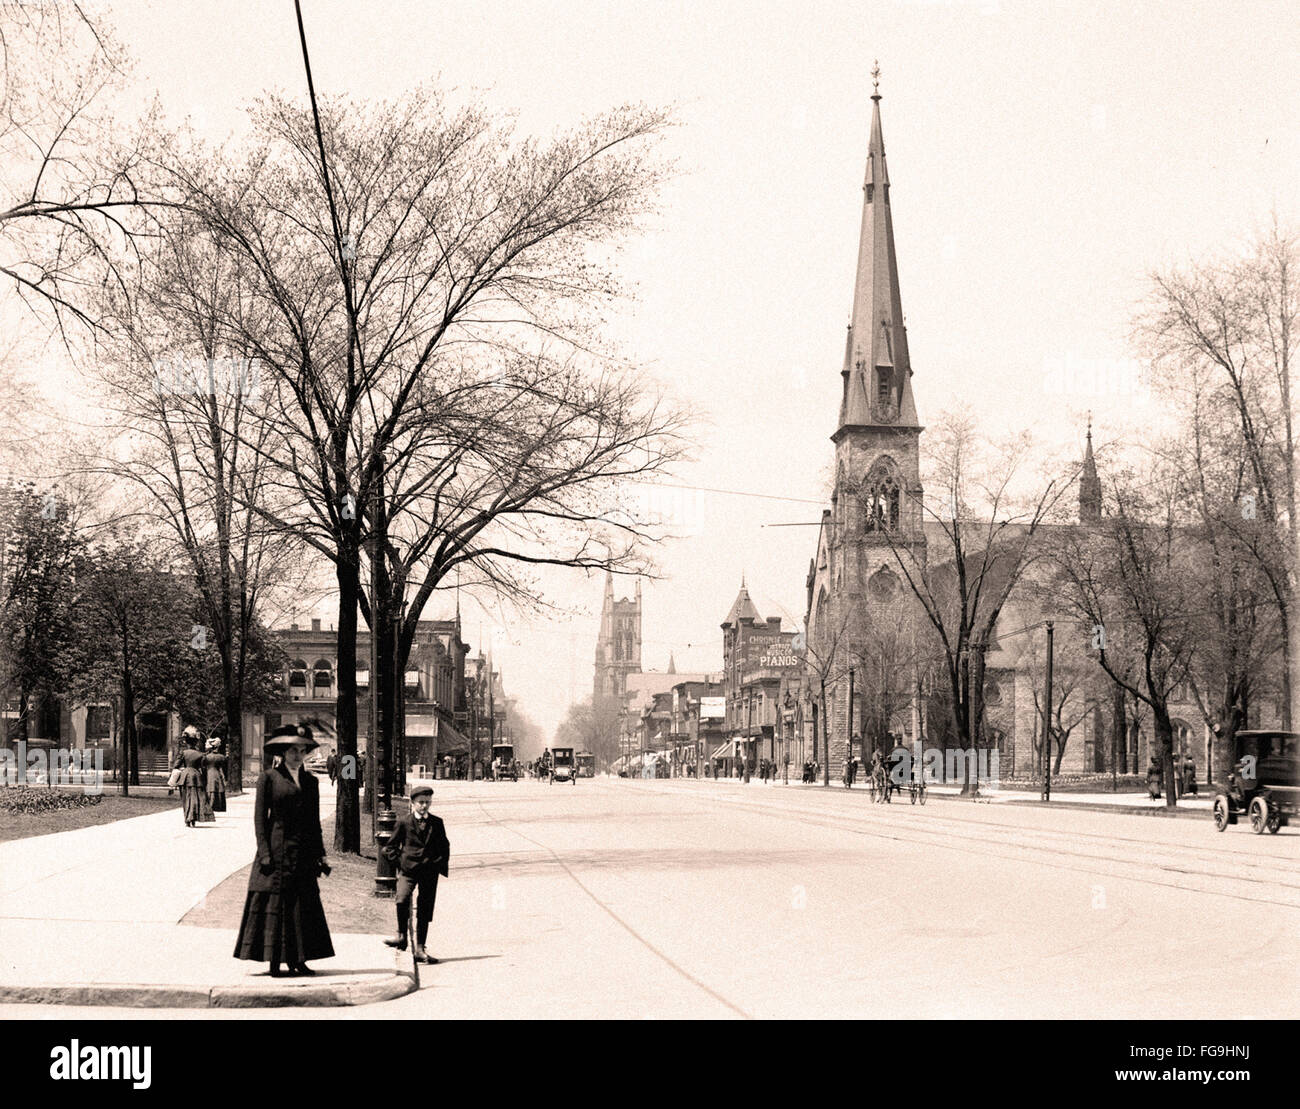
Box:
(1042, 620), (1054, 803)
(371, 451), (396, 897)
(847, 667), (855, 785)
(964, 635), (980, 797)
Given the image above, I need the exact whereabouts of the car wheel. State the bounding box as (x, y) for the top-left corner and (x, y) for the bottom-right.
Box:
(1249, 796), (1269, 835)
(1267, 808), (1282, 834)
(1213, 795), (1231, 832)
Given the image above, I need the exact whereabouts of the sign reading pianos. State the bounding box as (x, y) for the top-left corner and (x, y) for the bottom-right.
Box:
(740, 630), (802, 683)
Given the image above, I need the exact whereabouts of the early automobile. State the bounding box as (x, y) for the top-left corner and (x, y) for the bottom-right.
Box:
(491, 743), (517, 782)
(551, 745), (577, 784)
(1212, 730), (1300, 834)
(577, 751), (596, 778)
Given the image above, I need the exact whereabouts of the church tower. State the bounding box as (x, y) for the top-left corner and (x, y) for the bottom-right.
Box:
(829, 65), (925, 594)
(1079, 420), (1102, 523)
(806, 65), (927, 772)
(593, 572), (642, 700)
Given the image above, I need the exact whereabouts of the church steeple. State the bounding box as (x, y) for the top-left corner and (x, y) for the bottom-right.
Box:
(836, 64), (920, 440)
(1079, 418), (1102, 523)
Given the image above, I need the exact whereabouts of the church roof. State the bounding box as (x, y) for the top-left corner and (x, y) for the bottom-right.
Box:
(837, 66), (920, 436)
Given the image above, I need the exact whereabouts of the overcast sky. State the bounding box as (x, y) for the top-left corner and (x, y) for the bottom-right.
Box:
(26, 0), (1300, 740)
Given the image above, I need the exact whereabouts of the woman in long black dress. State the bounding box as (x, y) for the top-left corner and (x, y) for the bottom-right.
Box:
(173, 729), (206, 828)
(202, 738), (227, 815)
(233, 725), (334, 977)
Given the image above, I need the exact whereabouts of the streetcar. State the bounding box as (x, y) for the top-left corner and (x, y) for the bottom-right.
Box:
(577, 751), (596, 778)
(491, 742), (517, 782)
(1212, 730), (1300, 834)
(551, 745), (577, 784)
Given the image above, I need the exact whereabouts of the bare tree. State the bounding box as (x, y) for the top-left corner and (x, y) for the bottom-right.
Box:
(886, 411), (1073, 794)
(1054, 465), (1201, 806)
(1138, 223), (1298, 725)
(804, 583), (859, 787)
(87, 215), (296, 792)
(0, 1), (162, 336)
(154, 74), (679, 850)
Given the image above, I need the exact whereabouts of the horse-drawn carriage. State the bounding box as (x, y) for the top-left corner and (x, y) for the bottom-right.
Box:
(491, 743), (517, 782)
(1212, 730), (1300, 835)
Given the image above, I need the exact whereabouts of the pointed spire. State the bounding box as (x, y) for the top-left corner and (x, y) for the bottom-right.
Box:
(722, 580), (761, 629)
(667, 652), (676, 675)
(837, 63), (918, 438)
(1079, 415), (1102, 523)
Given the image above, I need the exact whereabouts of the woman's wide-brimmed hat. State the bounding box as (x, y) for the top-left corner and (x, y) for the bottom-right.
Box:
(205, 737), (221, 750)
(182, 725), (202, 743)
(264, 723), (320, 753)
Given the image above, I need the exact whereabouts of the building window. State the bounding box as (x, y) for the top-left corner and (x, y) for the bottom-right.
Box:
(865, 184), (874, 203)
(864, 461), (901, 533)
(313, 659), (333, 696)
(877, 367), (891, 411)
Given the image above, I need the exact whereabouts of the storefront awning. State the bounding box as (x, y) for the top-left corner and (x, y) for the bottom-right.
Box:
(710, 740), (737, 760)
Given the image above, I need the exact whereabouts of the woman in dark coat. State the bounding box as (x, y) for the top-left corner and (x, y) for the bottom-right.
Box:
(203, 738), (228, 814)
(173, 729), (206, 828)
(233, 725), (334, 977)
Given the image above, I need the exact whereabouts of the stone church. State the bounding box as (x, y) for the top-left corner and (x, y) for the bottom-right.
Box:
(802, 74), (1207, 783)
(594, 572), (642, 700)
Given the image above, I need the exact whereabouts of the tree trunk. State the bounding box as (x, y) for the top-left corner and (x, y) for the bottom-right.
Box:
(121, 676), (134, 797)
(333, 552), (361, 854)
(1152, 700), (1176, 808)
(224, 690), (243, 796)
(1284, 596), (1300, 731)
(820, 680), (829, 787)
(1112, 686), (1127, 779)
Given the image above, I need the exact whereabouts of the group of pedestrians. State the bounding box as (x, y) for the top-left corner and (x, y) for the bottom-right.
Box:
(230, 723), (451, 979)
(170, 725), (228, 827)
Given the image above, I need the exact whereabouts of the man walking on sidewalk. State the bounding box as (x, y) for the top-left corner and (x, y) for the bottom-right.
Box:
(383, 784), (450, 964)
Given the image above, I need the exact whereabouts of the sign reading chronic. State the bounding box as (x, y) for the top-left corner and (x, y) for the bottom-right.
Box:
(742, 632), (801, 676)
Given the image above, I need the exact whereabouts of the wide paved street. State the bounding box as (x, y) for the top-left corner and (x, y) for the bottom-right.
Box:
(7, 776), (1299, 1020)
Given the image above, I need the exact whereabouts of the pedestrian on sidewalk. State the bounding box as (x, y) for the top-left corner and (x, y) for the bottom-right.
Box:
(204, 737), (227, 815)
(233, 724), (334, 978)
(383, 783), (450, 964)
(174, 728), (206, 828)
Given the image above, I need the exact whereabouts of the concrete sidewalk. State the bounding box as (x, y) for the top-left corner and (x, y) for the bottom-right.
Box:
(0, 789), (414, 1008)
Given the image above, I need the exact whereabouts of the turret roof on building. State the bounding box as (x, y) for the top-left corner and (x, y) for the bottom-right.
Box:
(721, 584), (762, 628)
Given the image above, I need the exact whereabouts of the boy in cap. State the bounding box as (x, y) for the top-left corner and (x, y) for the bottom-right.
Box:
(382, 783), (450, 963)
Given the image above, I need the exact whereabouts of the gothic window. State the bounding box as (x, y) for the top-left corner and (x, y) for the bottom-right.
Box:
(863, 459), (901, 534)
(868, 567), (899, 601)
(876, 367), (891, 412)
(865, 184), (874, 204)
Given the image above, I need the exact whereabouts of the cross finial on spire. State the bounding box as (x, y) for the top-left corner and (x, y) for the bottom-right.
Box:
(871, 60), (881, 98)
(1086, 410), (1093, 440)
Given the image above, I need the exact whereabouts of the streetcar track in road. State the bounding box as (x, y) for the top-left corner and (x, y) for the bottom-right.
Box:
(467, 795), (753, 1019)
(638, 781), (1300, 878)
(672, 790), (1300, 910)
(633, 780), (1300, 868)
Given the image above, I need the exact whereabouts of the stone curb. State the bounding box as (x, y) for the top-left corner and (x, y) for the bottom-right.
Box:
(780, 780), (1210, 819)
(0, 972), (416, 1009)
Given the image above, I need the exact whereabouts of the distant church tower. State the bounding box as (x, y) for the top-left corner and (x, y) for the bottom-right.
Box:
(1079, 420), (1102, 523)
(594, 572), (642, 699)
(806, 64), (927, 767)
